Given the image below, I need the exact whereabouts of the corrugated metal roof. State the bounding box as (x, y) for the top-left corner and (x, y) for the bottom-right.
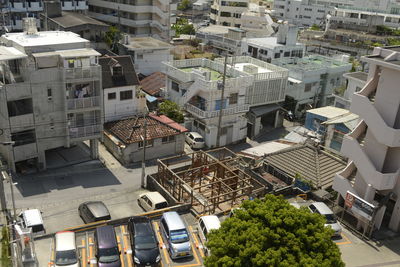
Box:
(140, 72), (166, 96)
(306, 106), (349, 119)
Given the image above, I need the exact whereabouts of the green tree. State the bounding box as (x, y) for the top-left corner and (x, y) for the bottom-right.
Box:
(205, 195), (344, 267)
(178, 0), (191, 10)
(310, 24), (321, 31)
(172, 18), (195, 37)
(104, 26), (122, 53)
(159, 100), (184, 123)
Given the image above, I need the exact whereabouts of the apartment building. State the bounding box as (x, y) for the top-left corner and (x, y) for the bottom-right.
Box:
(163, 56), (288, 146)
(333, 46), (400, 233)
(4, 0), (87, 31)
(210, 0), (249, 27)
(0, 18), (103, 172)
(334, 72), (368, 110)
(272, 54), (352, 117)
(87, 0), (177, 41)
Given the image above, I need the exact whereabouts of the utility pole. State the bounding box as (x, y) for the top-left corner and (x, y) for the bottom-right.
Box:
(141, 115), (147, 189)
(216, 53), (228, 147)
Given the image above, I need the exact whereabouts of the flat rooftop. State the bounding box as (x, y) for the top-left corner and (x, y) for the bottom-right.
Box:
(0, 46), (27, 61)
(344, 71), (368, 82)
(2, 31), (88, 47)
(272, 55), (351, 72)
(197, 25), (235, 35)
(180, 66), (229, 80)
(233, 63), (273, 74)
(49, 11), (109, 28)
(122, 36), (171, 50)
(245, 36), (303, 49)
(306, 106), (350, 119)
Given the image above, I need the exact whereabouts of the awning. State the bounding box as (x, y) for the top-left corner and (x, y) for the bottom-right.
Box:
(250, 103), (281, 117)
(146, 95), (158, 103)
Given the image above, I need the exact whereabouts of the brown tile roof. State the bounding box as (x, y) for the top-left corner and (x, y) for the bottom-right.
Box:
(150, 114), (188, 133)
(264, 144), (346, 189)
(140, 72), (166, 96)
(104, 115), (185, 145)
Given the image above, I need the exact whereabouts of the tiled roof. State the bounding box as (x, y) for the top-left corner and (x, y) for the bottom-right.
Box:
(150, 114), (188, 133)
(104, 115), (186, 145)
(140, 72), (166, 96)
(264, 144), (346, 189)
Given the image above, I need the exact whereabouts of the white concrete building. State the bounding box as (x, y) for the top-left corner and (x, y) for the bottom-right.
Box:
(4, 0), (87, 31)
(87, 0), (177, 41)
(334, 72), (368, 110)
(99, 55), (147, 122)
(333, 46), (400, 233)
(272, 54), (352, 117)
(210, 0), (249, 27)
(240, 4), (274, 37)
(0, 18), (102, 172)
(241, 24), (305, 62)
(118, 35), (173, 76)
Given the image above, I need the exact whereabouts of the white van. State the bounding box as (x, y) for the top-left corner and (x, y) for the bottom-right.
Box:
(197, 215), (221, 255)
(308, 202), (342, 237)
(54, 231), (79, 267)
(137, 192), (168, 212)
(19, 209), (45, 235)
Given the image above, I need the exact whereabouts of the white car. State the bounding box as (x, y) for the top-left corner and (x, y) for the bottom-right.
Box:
(18, 209), (45, 235)
(197, 215), (221, 255)
(137, 191), (168, 212)
(54, 231), (79, 267)
(185, 132), (205, 149)
(308, 202), (342, 237)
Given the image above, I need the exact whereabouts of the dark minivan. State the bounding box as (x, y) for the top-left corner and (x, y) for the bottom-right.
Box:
(79, 201), (111, 223)
(95, 225), (121, 267)
(128, 216), (160, 267)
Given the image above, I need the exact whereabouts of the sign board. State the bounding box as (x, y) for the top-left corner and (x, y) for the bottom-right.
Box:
(345, 191), (375, 221)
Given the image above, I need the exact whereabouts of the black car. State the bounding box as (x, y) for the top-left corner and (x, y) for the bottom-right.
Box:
(128, 216), (161, 267)
(78, 201), (111, 223)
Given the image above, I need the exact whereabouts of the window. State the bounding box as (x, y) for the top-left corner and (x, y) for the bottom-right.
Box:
(284, 51), (290, 57)
(229, 93), (238, 105)
(11, 129), (36, 146)
(162, 135), (175, 143)
(171, 81), (179, 92)
(137, 54), (143, 60)
(112, 65), (123, 76)
(162, 137), (168, 143)
(274, 53), (281, 59)
(233, 13), (241, 18)
(304, 83), (312, 92)
(139, 139), (154, 148)
(220, 12), (231, 17)
(47, 88), (52, 100)
(7, 98), (33, 117)
(108, 92), (116, 100)
(120, 90), (133, 100)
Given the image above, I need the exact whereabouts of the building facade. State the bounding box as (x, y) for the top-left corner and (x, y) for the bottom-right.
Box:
(333, 46), (400, 233)
(210, 0), (249, 27)
(0, 19), (103, 172)
(334, 72), (368, 110)
(88, 0), (176, 41)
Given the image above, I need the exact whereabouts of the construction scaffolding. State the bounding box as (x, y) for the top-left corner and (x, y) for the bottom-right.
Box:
(154, 148), (266, 215)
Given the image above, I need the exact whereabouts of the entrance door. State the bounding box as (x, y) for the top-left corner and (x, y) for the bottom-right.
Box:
(226, 126), (233, 145)
(247, 122), (253, 138)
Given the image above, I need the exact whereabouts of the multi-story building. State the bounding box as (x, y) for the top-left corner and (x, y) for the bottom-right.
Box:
(334, 72), (367, 110)
(239, 4), (274, 37)
(3, 0), (87, 31)
(272, 54), (352, 117)
(87, 0), (177, 41)
(210, 0), (249, 27)
(0, 18), (103, 172)
(333, 46), (400, 233)
(164, 56), (288, 145)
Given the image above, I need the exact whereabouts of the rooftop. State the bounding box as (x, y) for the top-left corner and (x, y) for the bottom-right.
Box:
(140, 72), (166, 96)
(306, 106), (350, 119)
(99, 55), (139, 88)
(121, 36), (171, 50)
(343, 71), (368, 82)
(272, 55), (352, 73)
(181, 66), (228, 81)
(48, 11), (109, 28)
(104, 115), (187, 145)
(244, 36), (303, 49)
(197, 25), (236, 35)
(2, 31), (89, 47)
(0, 46), (27, 61)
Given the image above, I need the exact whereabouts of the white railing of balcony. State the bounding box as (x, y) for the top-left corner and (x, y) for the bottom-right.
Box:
(185, 103), (249, 118)
(69, 124), (101, 139)
(67, 96), (100, 110)
(64, 66), (101, 80)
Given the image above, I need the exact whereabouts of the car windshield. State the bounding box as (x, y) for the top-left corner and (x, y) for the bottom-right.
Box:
(135, 235), (157, 250)
(98, 247), (120, 263)
(194, 138), (204, 142)
(170, 230), (189, 244)
(325, 214), (337, 224)
(55, 249), (77, 266)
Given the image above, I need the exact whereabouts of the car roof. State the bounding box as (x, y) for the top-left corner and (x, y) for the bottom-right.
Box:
(310, 202), (333, 215)
(162, 211), (185, 231)
(83, 201), (110, 218)
(55, 231), (76, 251)
(141, 192), (167, 203)
(199, 215), (221, 231)
(130, 217), (153, 236)
(95, 225), (116, 248)
(189, 132), (202, 138)
(21, 209), (43, 227)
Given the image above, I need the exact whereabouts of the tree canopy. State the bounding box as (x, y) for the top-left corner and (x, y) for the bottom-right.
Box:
(178, 0), (191, 11)
(204, 195), (344, 267)
(172, 18), (195, 37)
(104, 26), (122, 53)
(159, 100), (184, 123)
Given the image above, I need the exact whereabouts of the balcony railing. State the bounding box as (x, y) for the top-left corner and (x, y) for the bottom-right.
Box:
(64, 66), (100, 80)
(67, 96), (100, 110)
(185, 103), (249, 118)
(69, 124), (102, 139)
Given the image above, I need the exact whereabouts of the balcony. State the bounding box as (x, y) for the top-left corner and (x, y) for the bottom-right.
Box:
(69, 125), (102, 139)
(185, 103), (249, 118)
(332, 161), (358, 198)
(67, 96), (100, 110)
(13, 143), (37, 162)
(341, 122), (399, 191)
(64, 66), (101, 81)
(9, 113), (34, 129)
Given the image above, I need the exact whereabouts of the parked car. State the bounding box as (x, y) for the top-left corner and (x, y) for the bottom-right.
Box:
(137, 192), (168, 212)
(159, 211), (192, 259)
(185, 132), (205, 149)
(18, 209), (45, 235)
(197, 215), (221, 255)
(54, 231), (79, 267)
(78, 201), (111, 223)
(94, 225), (121, 267)
(128, 216), (161, 267)
(308, 202), (342, 237)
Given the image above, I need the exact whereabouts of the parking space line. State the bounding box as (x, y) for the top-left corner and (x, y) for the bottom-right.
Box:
(336, 233), (352, 245)
(81, 239), (87, 267)
(153, 221), (171, 265)
(117, 235), (125, 267)
(188, 226), (205, 258)
(121, 225), (133, 267)
(48, 238), (55, 266)
(88, 237), (95, 267)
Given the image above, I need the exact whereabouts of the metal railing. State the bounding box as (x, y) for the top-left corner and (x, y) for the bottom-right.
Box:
(69, 124), (101, 139)
(185, 103), (249, 118)
(64, 66), (100, 80)
(67, 96), (100, 110)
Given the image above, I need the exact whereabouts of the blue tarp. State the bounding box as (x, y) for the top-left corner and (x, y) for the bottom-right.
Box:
(146, 95), (158, 103)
